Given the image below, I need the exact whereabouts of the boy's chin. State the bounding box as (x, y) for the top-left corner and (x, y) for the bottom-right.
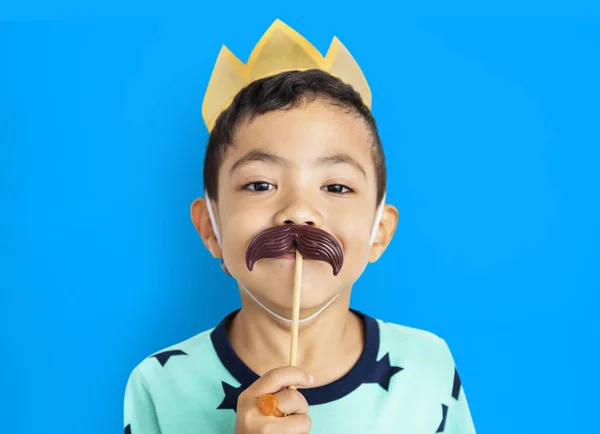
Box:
(241, 268), (343, 307)
(259, 287), (340, 313)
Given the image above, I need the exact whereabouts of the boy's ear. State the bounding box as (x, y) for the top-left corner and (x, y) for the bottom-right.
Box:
(369, 204), (399, 263)
(190, 198), (223, 259)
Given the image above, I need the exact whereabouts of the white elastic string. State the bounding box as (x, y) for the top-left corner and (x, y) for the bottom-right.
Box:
(204, 191), (222, 247)
(204, 190), (386, 323)
(241, 285), (340, 323)
(370, 192), (386, 245)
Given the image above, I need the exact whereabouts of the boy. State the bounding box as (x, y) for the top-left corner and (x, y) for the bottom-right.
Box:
(124, 20), (476, 434)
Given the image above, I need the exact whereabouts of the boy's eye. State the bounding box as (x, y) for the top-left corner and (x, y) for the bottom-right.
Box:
(323, 184), (353, 194)
(243, 182), (276, 192)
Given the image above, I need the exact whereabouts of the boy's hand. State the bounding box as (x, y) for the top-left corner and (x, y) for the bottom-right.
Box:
(235, 366), (314, 433)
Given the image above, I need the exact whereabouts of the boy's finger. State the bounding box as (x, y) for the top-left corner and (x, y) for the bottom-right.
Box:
(245, 366), (314, 398)
(274, 388), (310, 415)
(274, 414), (312, 433)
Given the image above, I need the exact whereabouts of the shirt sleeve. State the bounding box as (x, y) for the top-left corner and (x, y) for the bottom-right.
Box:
(436, 339), (477, 434)
(124, 367), (162, 434)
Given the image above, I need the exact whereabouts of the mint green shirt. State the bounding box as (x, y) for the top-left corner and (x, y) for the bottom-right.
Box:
(124, 309), (476, 433)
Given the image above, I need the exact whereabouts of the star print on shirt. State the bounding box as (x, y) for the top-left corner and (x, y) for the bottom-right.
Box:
(216, 381), (245, 412)
(366, 352), (403, 391)
(435, 404), (449, 433)
(452, 368), (462, 400)
(150, 349), (188, 367)
(436, 367), (464, 432)
(124, 424), (131, 434)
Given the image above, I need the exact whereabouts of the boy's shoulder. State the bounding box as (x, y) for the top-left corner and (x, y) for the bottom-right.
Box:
(371, 314), (456, 365)
(376, 315), (441, 338)
(369, 315), (459, 396)
(128, 324), (218, 381)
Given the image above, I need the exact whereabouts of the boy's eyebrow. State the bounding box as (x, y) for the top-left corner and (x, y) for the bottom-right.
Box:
(229, 149), (292, 174)
(315, 153), (367, 178)
(229, 149), (367, 179)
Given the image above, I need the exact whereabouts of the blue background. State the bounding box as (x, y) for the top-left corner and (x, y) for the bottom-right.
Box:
(1, 5), (599, 434)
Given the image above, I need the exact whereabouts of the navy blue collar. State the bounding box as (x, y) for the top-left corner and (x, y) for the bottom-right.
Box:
(210, 308), (380, 405)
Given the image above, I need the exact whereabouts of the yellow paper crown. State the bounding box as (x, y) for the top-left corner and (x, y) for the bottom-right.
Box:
(202, 19), (372, 132)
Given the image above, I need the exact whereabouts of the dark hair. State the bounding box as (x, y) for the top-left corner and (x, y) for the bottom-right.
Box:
(203, 69), (386, 206)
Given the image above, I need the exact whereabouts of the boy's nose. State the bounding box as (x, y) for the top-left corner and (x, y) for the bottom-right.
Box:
(274, 198), (323, 228)
(283, 219), (314, 226)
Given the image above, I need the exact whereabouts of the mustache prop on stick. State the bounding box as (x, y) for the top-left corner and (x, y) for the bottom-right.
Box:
(246, 224), (344, 395)
(245, 224), (344, 275)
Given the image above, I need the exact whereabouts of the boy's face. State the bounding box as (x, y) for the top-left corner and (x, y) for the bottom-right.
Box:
(194, 100), (397, 311)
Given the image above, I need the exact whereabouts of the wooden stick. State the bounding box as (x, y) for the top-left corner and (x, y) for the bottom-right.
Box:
(288, 250), (303, 389)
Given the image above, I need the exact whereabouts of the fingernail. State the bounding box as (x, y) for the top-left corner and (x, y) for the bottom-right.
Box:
(308, 374), (315, 384)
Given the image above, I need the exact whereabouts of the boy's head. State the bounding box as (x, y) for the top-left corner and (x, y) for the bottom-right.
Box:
(192, 69), (398, 311)
(203, 69), (386, 207)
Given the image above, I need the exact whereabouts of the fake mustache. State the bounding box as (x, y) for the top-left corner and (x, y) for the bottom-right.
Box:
(245, 225), (344, 276)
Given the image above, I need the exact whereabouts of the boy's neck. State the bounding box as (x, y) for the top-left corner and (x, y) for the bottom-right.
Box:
(227, 290), (365, 386)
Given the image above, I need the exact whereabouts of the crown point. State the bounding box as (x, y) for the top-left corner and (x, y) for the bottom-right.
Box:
(246, 20), (323, 81)
(271, 18), (290, 29)
(324, 37), (372, 108)
(323, 36), (342, 63)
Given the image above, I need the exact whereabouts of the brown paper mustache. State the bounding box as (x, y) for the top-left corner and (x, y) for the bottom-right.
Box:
(245, 225), (344, 275)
